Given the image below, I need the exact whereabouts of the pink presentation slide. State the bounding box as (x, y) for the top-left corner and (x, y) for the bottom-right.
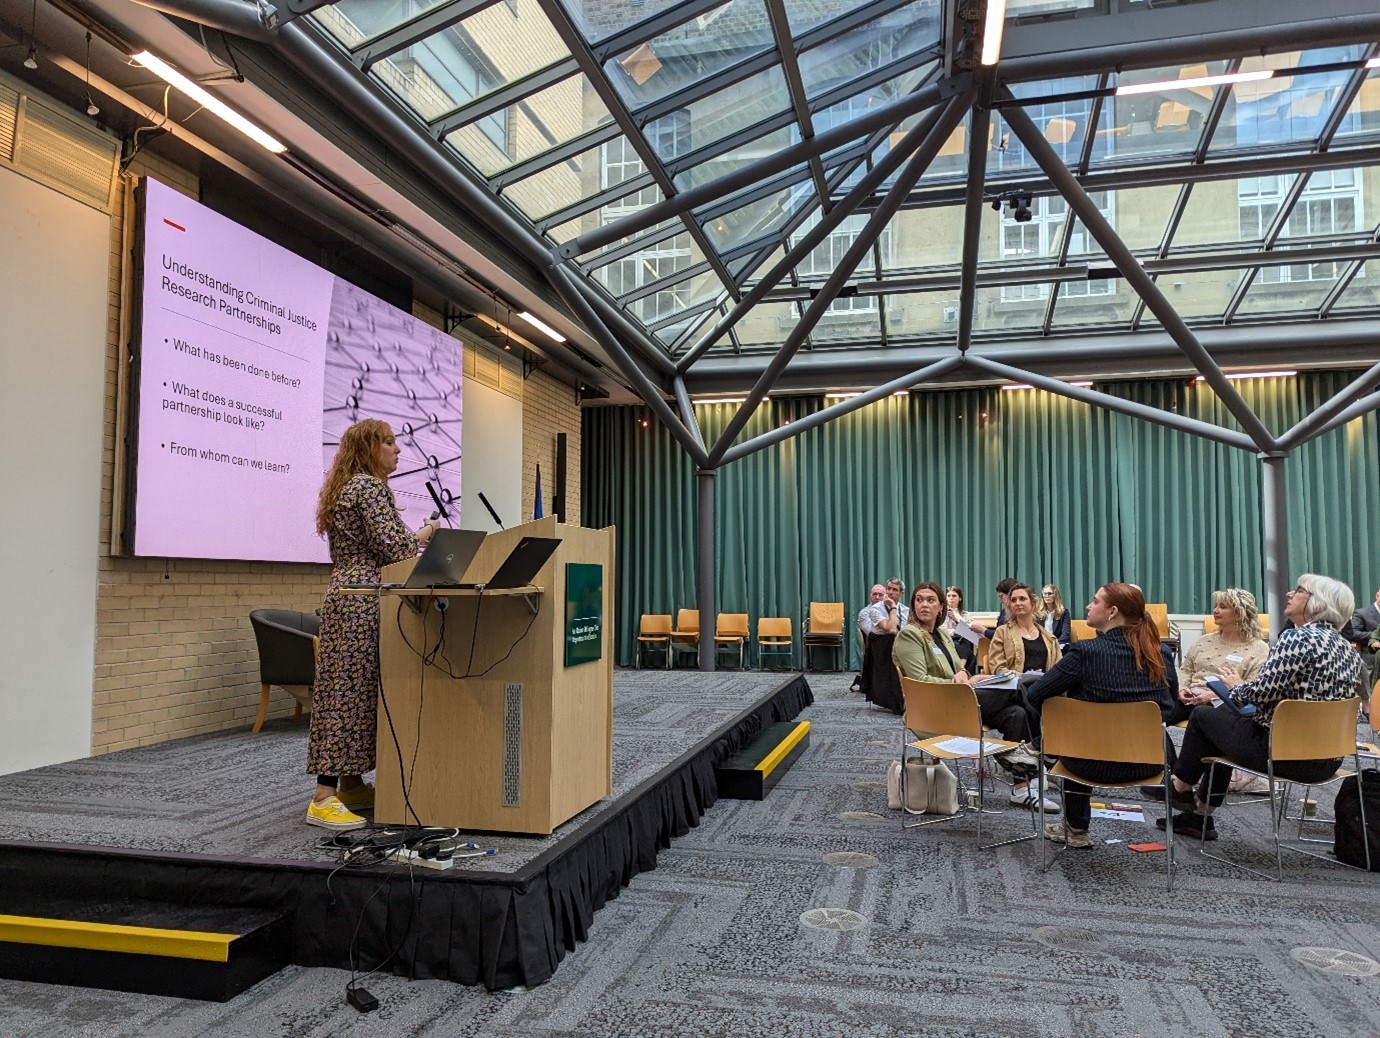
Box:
(132, 179), (461, 562)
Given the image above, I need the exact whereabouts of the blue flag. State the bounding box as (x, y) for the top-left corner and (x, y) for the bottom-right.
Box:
(534, 463), (544, 519)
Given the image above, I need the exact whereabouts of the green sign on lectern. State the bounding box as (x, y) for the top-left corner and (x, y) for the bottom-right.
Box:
(564, 562), (603, 667)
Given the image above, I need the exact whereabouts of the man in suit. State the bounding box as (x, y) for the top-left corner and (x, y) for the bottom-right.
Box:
(1345, 587), (1380, 716)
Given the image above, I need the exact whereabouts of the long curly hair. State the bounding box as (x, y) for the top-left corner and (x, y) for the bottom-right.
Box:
(316, 419), (394, 535)
(1100, 582), (1166, 686)
(1212, 588), (1264, 643)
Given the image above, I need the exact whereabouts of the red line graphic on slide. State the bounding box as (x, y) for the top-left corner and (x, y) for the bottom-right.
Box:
(163, 218), (186, 232)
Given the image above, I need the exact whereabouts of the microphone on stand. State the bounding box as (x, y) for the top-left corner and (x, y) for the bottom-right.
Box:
(425, 480), (451, 523)
(477, 492), (504, 529)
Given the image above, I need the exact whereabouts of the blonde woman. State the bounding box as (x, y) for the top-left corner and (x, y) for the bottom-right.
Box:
(1174, 589), (1269, 717)
(307, 419), (438, 830)
(989, 584), (1063, 677)
(1037, 584), (1072, 647)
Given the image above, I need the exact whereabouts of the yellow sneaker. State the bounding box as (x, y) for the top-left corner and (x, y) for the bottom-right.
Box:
(306, 796), (366, 830)
(335, 782), (375, 809)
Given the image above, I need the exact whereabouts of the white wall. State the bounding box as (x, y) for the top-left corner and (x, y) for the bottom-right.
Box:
(0, 167), (108, 774)
(461, 373), (523, 531)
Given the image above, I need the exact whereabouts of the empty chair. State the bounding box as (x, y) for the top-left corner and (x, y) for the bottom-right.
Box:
(670, 608), (700, 667)
(714, 613), (751, 669)
(248, 609), (319, 733)
(1204, 613), (1270, 637)
(636, 613), (673, 669)
(1145, 602), (1181, 661)
(1070, 619), (1096, 642)
(803, 601), (845, 670)
(757, 617), (793, 670)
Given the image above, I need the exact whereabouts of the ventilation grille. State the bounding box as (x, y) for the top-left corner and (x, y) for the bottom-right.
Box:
(0, 70), (118, 214)
(465, 340), (523, 401)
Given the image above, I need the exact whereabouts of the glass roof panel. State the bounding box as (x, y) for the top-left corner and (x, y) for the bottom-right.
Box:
(562, 216), (683, 260)
(654, 310), (715, 349)
(501, 139), (636, 222)
(1330, 266), (1379, 314)
(627, 270), (725, 328)
(605, 0), (774, 110)
(741, 245), (792, 286)
(646, 66), (792, 160)
(700, 177), (812, 251)
(590, 232), (707, 297)
(987, 77), (1101, 178)
(1068, 186), (1180, 256)
(796, 0), (940, 100)
(1236, 266), (1341, 317)
(973, 285), (1047, 335)
(556, 0), (679, 46)
(1169, 175), (1299, 253)
(673, 127), (796, 192)
(313, 0), (453, 47)
(783, 0), (865, 36)
(882, 207), (961, 272)
(1138, 271), (1247, 325)
(886, 289), (958, 338)
(445, 74), (610, 176)
(1008, 0), (1096, 15)
(809, 304), (881, 343)
(1045, 281), (1137, 330)
(1332, 68), (1380, 145)
(1207, 48), (1367, 156)
(819, 64), (938, 169)
(1275, 168), (1370, 245)
(1090, 62), (1228, 165)
(791, 211), (881, 283)
(735, 300), (801, 345)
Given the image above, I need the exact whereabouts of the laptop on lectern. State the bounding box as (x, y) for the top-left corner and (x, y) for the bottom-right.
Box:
(403, 529), (487, 589)
(474, 536), (562, 590)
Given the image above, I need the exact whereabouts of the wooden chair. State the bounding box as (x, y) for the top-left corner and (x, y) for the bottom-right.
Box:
(803, 601), (845, 670)
(713, 613), (750, 669)
(1145, 602), (1181, 662)
(248, 609), (318, 732)
(900, 676), (1033, 848)
(1038, 697), (1176, 889)
(1200, 697), (1366, 880)
(976, 637), (990, 674)
(757, 617), (793, 670)
(636, 613), (672, 669)
(670, 608), (700, 667)
(1203, 613), (1270, 637)
(1070, 619), (1096, 642)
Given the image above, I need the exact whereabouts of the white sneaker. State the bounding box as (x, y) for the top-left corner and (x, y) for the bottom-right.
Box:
(1011, 783), (1059, 812)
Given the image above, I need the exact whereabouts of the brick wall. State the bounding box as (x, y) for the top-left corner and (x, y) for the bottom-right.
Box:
(92, 161), (583, 754)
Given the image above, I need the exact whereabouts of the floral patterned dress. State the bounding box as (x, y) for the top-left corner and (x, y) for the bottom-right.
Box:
(307, 473), (419, 777)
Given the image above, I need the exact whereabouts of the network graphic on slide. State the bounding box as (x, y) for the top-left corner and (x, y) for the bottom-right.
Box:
(322, 280), (463, 530)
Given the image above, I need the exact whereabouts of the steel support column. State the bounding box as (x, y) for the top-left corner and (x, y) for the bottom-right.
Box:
(677, 103), (950, 373)
(1001, 98), (1280, 453)
(673, 376), (706, 454)
(1260, 453), (1289, 642)
(963, 356), (1257, 451)
(955, 78), (993, 354)
(697, 468), (717, 672)
(1277, 361), (1380, 450)
(704, 92), (974, 466)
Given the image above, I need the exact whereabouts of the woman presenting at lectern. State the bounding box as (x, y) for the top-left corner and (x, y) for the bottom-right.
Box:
(306, 419), (438, 830)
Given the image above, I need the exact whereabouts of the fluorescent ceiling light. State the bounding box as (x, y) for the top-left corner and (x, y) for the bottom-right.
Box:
(1069, 380), (1094, 387)
(1116, 69), (1274, 97)
(132, 50), (286, 153)
(1000, 383), (1033, 391)
(518, 311), (567, 342)
(824, 392), (861, 400)
(980, 0), (1007, 67)
(1194, 370), (1297, 383)
(693, 396), (748, 405)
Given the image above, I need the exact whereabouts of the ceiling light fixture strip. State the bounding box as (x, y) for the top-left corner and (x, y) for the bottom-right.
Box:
(131, 50), (287, 153)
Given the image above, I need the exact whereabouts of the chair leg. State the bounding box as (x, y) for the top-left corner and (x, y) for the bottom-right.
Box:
(293, 700), (303, 723)
(253, 683), (271, 733)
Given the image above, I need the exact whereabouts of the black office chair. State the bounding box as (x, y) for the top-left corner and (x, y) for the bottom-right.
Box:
(248, 609), (319, 732)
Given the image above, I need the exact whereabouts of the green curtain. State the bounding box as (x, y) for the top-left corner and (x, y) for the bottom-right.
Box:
(583, 372), (1380, 667)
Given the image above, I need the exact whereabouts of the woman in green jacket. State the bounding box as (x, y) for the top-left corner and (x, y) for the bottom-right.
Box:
(893, 582), (970, 684)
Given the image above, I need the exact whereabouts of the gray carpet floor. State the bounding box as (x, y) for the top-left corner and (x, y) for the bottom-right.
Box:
(0, 669), (794, 869)
(2, 672), (1379, 1037)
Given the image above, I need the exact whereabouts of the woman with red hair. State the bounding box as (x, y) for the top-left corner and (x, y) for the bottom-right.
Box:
(1025, 582), (1177, 848)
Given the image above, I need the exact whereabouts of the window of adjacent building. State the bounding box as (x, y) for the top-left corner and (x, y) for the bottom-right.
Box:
(1241, 171), (1362, 282)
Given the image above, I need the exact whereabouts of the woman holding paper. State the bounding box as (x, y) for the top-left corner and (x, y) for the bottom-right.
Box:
(988, 584), (1063, 677)
(306, 419), (438, 831)
(1025, 583), (1177, 848)
(896, 583), (1053, 811)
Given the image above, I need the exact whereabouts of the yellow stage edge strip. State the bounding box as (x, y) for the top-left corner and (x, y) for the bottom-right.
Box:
(756, 721), (811, 777)
(0, 915), (237, 963)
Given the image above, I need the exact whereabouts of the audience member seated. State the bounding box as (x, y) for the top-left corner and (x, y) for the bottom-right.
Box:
(1164, 574), (1362, 841)
(977, 583), (1060, 811)
(1025, 583), (1176, 849)
(943, 585), (978, 675)
(850, 583), (887, 694)
(861, 577), (909, 712)
(1344, 586), (1379, 720)
(1038, 584), (1073, 648)
(893, 582), (969, 694)
(971, 577), (1019, 638)
(1170, 588), (1269, 725)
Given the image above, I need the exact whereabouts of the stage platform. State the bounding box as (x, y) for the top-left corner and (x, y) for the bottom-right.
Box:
(0, 670), (812, 990)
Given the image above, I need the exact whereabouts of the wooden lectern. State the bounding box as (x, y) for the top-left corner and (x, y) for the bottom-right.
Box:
(372, 517), (615, 834)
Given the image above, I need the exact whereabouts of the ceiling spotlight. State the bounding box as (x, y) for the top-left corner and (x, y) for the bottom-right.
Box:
(991, 191), (1033, 223)
(85, 94), (100, 117)
(82, 33), (98, 117)
(23, 46), (38, 70)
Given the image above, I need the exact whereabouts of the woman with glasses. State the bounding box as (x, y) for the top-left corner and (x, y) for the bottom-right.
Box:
(1164, 574), (1362, 841)
(1037, 584), (1073, 648)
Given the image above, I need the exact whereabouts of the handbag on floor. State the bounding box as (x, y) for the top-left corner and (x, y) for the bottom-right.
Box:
(1333, 768), (1380, 871)
(886, 758), (960, 815)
